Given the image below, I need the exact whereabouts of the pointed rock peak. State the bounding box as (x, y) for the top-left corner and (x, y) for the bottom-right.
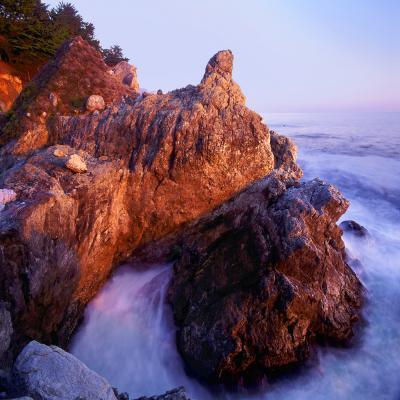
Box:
(202, 50), (234, 82)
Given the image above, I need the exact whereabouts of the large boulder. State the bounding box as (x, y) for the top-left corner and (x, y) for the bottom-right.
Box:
(12, 341), (117, 400)
(168, 175), (363, 383)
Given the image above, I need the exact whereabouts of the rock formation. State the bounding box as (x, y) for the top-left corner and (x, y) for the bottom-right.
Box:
(0, 37), (363, 392)
(0, 41), (275, 365)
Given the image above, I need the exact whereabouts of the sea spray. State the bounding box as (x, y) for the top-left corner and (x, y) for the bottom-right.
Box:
(72, 112), (400, 399)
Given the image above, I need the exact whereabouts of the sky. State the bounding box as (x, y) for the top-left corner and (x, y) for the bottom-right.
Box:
(46, 0), (400, 113)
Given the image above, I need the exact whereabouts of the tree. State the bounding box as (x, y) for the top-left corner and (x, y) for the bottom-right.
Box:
(0, 0), (128, 71)
(103, 45), (129, 66)
(50, 2), (100, 51)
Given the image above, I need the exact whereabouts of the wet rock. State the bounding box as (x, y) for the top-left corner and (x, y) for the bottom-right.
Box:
(86, 95), (105, 112)
(12, 341), (117, 400)
(340, 220), (369, 237)
(134, 387), (190, 400)
(168, 177), (363, 383)
(65, 154), (87, 173)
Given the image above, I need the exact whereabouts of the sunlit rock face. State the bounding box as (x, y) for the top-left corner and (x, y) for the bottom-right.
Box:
(0, 72), (22, 112)
(0, 39), (277, 363)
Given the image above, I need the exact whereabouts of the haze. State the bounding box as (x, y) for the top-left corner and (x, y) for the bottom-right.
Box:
(45, 0), (400, 113)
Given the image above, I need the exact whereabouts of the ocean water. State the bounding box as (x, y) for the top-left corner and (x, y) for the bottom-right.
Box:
(71, 112), (400, 399)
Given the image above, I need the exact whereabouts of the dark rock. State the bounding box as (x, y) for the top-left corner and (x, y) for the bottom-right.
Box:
(134, 387), (190, 400)
(168, 176), (363, 383)
(340, 220), (369, 237)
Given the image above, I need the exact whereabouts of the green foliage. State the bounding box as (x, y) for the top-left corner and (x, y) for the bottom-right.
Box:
(0, 0), (128, 68)
(103, 45), (129, 66)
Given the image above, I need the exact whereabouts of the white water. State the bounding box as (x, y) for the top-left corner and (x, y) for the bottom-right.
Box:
(71, 112), (400, 399)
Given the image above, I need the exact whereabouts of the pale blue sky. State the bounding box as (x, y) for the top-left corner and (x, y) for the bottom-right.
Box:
(46, 0), (400, 112)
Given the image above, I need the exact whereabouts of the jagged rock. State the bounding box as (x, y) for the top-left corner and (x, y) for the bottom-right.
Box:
(168, 176), (363, 383)
(111, 61), (139, 92)
(0, 44), (278, 358)
(86, 94), (105, 112)
(12, 341), (117, 400)
(134, 387), (190, 400)
(340, 220), (369, 237)
(65, 154), (87, 173)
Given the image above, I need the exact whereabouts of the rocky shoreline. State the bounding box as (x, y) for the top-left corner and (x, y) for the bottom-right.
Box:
(0, 37), (363, 399)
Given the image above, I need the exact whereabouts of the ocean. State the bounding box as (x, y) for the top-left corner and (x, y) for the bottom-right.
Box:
(71, 112), (400, 400)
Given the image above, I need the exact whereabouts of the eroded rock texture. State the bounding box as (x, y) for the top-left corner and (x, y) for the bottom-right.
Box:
(0, 41), (276, 363)
(168, 174), (363, 383)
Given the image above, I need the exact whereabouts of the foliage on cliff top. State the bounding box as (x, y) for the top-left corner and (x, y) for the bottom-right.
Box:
(0, 0), (129, 78)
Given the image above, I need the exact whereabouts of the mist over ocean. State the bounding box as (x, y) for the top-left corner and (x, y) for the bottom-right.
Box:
(71, 112), (400, 400)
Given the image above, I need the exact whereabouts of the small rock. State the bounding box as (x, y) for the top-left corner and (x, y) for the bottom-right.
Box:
(157, 89), (163, 95)
(41, 112), (47, 118)
(0, 189), (17, 208)
(340, 220), (369, 237)
(49, 92), (58, 107)
(134, 387), (190, 400)
(53, 149), (65, 158)
(65, 154), (87, 173)
(86, 95), (105, 112)
(25, 113), (31, 118)
(99, 155), (109, 161)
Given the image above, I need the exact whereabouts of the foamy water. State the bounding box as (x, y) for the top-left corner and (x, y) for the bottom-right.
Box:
(71, 112), (400, 399)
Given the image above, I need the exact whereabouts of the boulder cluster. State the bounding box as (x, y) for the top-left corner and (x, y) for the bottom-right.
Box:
(0, 37), (363, 398)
